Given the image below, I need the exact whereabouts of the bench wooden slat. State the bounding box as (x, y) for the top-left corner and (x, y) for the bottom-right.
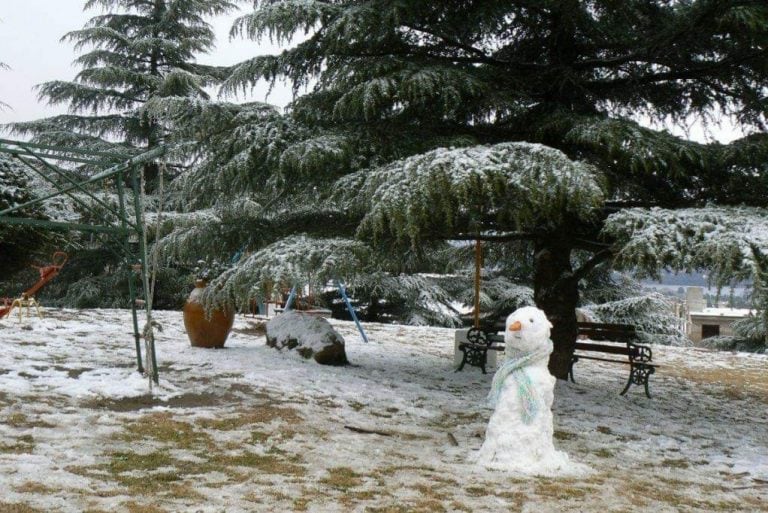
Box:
(578, 329), (636, 336)
(575, 355), (633, 365)
(574, 342), (637, 356)
(577, 321), (636, 330)
(577, 321), (637, 343)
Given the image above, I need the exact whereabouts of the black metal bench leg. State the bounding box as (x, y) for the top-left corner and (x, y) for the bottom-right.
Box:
(455, 351), (468, 372)
(568, 357), (578, 383)
(643, 367), (655, 399)
(620, 373), (633, 396)
(621, 364), (653, 398)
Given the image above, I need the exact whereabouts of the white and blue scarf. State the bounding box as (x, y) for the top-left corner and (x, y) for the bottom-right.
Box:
(487, 346), (551, 424)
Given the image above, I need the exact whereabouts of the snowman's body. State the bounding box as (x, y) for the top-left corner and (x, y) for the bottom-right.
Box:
(475, 306), (571, 474)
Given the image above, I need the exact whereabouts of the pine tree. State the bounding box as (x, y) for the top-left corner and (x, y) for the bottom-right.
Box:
(146, 1), (768, 374)
(731, 245), (768, 352)
(4, 0), (238, 308)
(12, 0), (236, 158)
(0, 156), (56, 275)
(211, 1), (768, 377)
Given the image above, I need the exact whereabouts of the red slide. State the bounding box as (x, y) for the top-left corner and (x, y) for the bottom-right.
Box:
(0, 252), (68, 319)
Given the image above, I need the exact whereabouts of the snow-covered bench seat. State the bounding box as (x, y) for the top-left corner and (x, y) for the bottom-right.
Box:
(570, 322), (656, 398)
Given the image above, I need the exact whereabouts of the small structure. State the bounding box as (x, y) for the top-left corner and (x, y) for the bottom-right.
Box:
(686, 287), (753, 343)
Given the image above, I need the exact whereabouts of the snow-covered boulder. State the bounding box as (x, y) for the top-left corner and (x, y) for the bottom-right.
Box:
(265, 311), (349, 366)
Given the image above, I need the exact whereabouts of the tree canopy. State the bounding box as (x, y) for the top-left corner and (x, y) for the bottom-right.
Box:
(211, 0), (768, 373)
(2, 0), (238, 309)
(7, 1), (767, 367)
(0, 156), (55, 275)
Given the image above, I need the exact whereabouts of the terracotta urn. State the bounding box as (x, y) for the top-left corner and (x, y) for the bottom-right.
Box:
(183, 279), (235, 348)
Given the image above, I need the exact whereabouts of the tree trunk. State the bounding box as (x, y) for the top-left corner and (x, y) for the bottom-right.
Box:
(533, 240), (579, 380)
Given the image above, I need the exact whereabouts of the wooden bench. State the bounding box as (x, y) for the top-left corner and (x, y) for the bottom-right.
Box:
(455, 327), (505, 374)
(571, 322), (656, 398)
(456, 320), (657, 397)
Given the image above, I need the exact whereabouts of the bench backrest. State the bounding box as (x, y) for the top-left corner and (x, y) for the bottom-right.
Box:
(486, 332), (504, 345)
(575, 341), (638, 357)
(577, 321), (636, 342)
(480, 319), (639, 346)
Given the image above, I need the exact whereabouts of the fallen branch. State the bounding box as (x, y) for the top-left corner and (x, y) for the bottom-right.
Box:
(344, 425), (394, 437)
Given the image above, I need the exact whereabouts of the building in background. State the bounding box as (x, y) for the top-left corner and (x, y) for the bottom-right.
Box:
(686, 287), (753, 344)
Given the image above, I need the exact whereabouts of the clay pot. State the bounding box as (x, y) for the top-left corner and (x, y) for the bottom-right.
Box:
(183, 279), (235, 348)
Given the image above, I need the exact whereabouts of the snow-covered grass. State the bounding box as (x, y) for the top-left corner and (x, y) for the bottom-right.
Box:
(0, 308), (767, 512)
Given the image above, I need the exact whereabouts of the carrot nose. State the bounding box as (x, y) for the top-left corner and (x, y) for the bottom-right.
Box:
(508, 320), (522, 332)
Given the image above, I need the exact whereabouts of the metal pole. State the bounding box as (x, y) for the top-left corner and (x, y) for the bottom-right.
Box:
(0, 146), (167, 217)
(130, 165), (159, 384)
(14, 151), (128, 221)
(117, 172), (144, 375)
(336, 280), (369, 343)
(0, 138), (134, 160)
(284, 286), (297, 311)
(474, 239), (482, 329)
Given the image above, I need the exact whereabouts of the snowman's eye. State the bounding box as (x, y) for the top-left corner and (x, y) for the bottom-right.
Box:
(529, 318), (534, 323)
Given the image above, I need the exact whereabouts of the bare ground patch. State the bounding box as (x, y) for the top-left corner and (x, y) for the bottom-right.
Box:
(80, 391), (241, 411)
(665, 365), (768, 402)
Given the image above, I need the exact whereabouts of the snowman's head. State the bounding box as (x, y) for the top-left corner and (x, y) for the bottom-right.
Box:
(504, 306), (553, 355)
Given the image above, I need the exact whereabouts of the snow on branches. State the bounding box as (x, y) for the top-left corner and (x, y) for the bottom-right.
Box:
(336, 142), (604, 246)
(0, 156), (31, 212)
(605, 207), (768, 285)
(582, 293), (688, 346)
(203, 235), (370, 312)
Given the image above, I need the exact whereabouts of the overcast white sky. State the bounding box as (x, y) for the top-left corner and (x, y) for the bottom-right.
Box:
(0, 0), (294, 125)
(0, 1), (746, 143)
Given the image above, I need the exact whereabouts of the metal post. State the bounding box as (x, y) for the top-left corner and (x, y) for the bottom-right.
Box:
(284, 286), (297, 311)
(130, 165), (159, 384)
(336, 280), (369, 343)
(116, 172), (144, 374)
(474, 239), (482, 329)
(0, 139), (168, 386)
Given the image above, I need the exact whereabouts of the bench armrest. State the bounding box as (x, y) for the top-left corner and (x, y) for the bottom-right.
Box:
(628, 340), (653, 363)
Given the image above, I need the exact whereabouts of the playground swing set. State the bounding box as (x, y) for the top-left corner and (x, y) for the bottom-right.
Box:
(0, 138), (166, 384)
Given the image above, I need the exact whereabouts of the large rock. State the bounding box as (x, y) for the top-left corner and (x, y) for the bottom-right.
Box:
(265, 311), (349, 366)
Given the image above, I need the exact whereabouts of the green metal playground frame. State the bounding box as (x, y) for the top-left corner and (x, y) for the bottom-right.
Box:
(0, 137), (165, 383)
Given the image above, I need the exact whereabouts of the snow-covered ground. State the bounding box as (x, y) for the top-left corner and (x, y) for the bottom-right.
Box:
(0, 308), (766, 512)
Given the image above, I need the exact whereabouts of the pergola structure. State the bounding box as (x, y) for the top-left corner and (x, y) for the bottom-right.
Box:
(0, 137), (166, 383)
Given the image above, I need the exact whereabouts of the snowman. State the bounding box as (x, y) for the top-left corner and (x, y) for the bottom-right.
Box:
(475, 306), (574, 474)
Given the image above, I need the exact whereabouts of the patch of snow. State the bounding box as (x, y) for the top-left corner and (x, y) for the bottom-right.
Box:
(0, 308), (765, 512)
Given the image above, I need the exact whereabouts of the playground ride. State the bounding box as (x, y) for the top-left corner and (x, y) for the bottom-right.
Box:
(0, 251), (68, 320)
(2, 295), (42, 323)
(0, 138), (167, 384)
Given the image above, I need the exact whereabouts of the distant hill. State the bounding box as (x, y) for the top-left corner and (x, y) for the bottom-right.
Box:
(643, 271), (751, 288)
